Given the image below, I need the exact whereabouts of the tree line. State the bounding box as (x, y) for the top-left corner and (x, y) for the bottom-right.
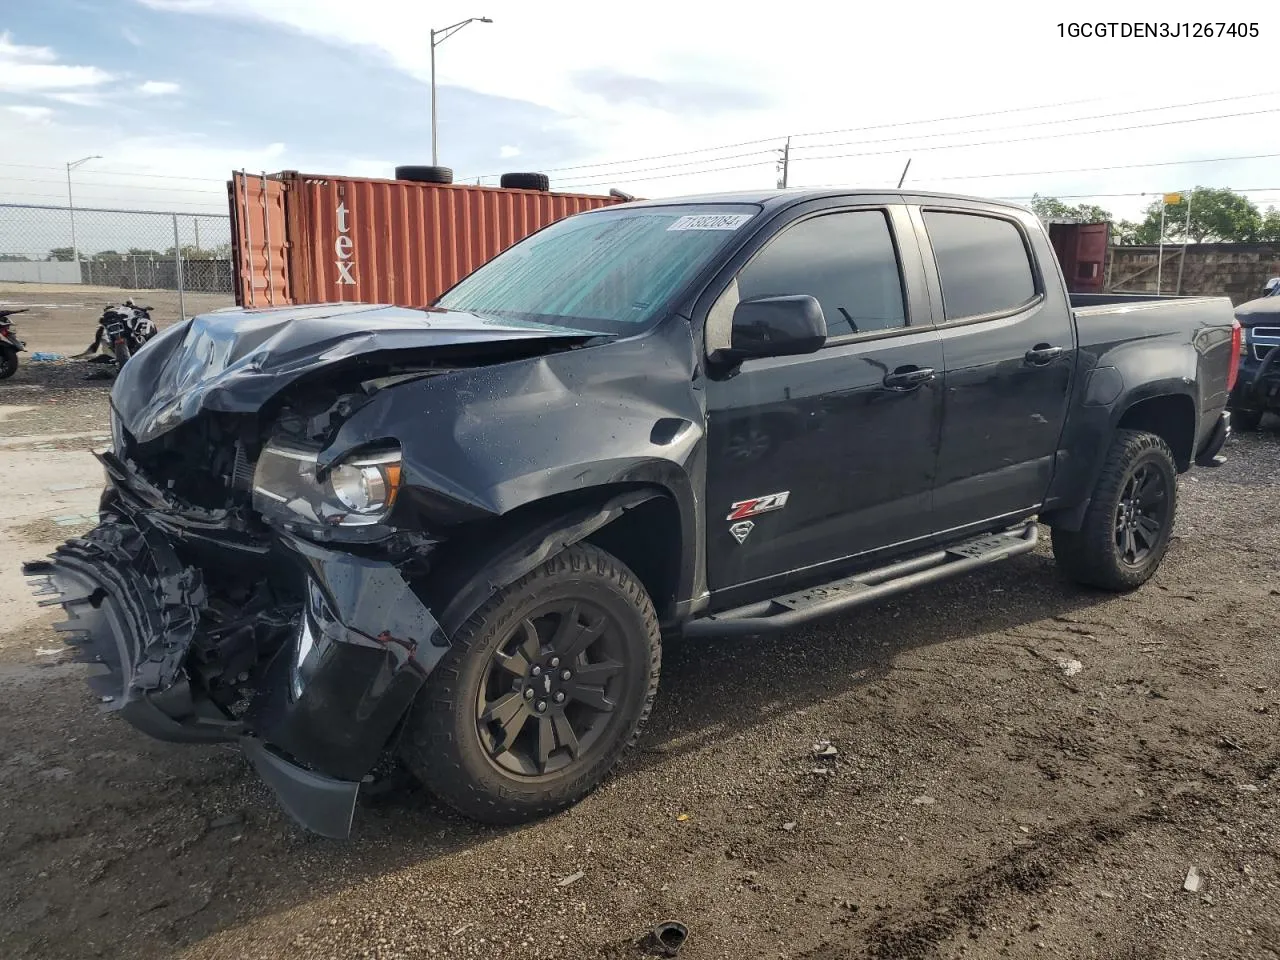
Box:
(1031, 187), (1280, 244)
(0, 244), (233, 263)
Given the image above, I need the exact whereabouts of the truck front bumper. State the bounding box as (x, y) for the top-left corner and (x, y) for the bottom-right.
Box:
(24, 502), (447, 839)
(1230, 346), (1280, 414)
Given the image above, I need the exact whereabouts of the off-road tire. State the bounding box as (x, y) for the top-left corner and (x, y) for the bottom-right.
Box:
(394, 165), (454, 184)
(499, 172), (551, 192)
(1051, 429), (1178, 591)
(112, 341), (131, 367)
(0, 346), (17, 379)
(401, 543), (661, 824)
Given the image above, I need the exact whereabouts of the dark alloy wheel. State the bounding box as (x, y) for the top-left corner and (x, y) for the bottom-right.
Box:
(1113, 462), (1171, 567)
(477, 600), (629, 777)
(1052, 429), (1178, 591)
(401, 543), (660, 824)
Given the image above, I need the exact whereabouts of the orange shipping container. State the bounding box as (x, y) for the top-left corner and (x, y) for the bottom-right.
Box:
(227, 170), (625, 308)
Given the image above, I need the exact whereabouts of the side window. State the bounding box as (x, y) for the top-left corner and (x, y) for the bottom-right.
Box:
(736, 210), (906, 338)
(923, 211), (1037, 321)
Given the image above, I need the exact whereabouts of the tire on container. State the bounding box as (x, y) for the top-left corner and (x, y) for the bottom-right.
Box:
(499, 172), (551, 192)
(395, 165), (454, 184)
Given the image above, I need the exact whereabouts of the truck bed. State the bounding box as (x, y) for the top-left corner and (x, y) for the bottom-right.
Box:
(1070, 292), (1200, 309)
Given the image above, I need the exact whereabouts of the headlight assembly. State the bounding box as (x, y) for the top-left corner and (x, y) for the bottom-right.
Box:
(253, 442), (402, 527)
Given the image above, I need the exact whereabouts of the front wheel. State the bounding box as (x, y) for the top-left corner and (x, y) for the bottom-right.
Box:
(0, 346), (17, 379)
(112, 340), (131, 367)
(401, 543), (661, 824)
(1051, 429), (1178, 591)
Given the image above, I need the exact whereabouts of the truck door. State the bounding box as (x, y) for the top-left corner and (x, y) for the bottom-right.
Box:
(918, 207), (1075, 531)
(704, 205), (943, 597)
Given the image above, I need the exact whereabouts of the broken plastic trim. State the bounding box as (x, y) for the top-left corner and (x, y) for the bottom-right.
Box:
(241, 738), (359, 839)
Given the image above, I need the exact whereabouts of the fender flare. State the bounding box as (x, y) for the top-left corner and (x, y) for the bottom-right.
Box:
(431, 488), (664, 635)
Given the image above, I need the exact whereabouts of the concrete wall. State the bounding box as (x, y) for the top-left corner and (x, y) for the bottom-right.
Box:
(1108, 243), (1280, 305)
(0, 261), (81, 284)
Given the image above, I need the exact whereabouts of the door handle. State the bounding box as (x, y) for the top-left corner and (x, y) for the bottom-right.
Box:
(1025, 344), (1065, 365)
(882, 366), (936, 390)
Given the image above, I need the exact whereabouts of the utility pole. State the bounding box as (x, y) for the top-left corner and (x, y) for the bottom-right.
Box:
(1175, 189), (1193, 295)
(1156, 194), (1170, 295)
(66, 155), (102, 268)
(430, 16), (493, 166)
(777, 137), (790, 189)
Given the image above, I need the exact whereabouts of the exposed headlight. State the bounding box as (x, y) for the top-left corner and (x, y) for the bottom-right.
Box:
(252, 442), (402, 527)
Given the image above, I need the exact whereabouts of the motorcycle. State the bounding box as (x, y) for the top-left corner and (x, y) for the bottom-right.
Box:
(82, 300), (157, 367)
(0, 308), (28, 380)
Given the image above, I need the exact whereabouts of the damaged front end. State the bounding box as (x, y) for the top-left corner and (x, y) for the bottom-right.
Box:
(25, 460), (447, 837)
(24, 354), (457, 837)
(23, 299), (699, 838)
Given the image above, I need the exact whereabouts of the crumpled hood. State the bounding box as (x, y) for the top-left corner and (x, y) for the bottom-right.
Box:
(112, 302), (594, 442)
(1235, 294), (1280, 326)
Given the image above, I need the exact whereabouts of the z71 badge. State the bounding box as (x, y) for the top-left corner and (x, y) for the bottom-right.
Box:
(726, 491), (790, 521)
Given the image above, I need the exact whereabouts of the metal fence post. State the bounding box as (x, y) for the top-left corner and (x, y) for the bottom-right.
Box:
(172, 213), (186, 320)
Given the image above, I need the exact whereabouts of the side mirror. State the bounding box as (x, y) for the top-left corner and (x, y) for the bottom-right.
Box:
(1264, 277), (1279, 296)
(718, 295), (827, 363)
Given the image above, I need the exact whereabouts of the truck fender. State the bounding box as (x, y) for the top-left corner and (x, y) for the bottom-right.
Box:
(430, 488), (664, 635)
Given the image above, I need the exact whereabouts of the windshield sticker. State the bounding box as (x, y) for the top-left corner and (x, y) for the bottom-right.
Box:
(666, 214), (753, 232)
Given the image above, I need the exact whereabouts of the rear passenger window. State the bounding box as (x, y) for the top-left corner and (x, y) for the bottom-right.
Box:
(923, 211), (1037, 321)
(736, 210), (906, 338)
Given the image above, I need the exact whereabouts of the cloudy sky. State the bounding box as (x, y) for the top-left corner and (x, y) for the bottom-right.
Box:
(1, 0), (1277, 255)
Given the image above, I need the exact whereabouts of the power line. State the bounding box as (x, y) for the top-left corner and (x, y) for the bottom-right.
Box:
(551, 105), (1280, 189)
(554, 159), (778, 191)
(924, 151), (1280, 184)
(998, 187), (1280, 200)
(0, 192), (229, 211)
(469, 89), (1277, 181)
(467, 95), (1125, 179)
(540, 148), (779, 185)
(0, 160), (228, 183)
(794, 107), (1280, 167)
(791, 90), (1280, 153)
(0, 176), (227, 197)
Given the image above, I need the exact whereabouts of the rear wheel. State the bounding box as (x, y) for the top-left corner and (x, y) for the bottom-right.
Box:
(1051, 429), (1178, 591)
(401, 543), (660, 823)
(0, 346), (17, 379)
(1231, 408), (1263, 431)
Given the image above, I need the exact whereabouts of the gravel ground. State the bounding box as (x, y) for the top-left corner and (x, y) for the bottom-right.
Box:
(0, 341), (1277, 959)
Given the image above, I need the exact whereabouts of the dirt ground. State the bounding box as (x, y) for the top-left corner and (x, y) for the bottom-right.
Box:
(0, 309), (1277, 960)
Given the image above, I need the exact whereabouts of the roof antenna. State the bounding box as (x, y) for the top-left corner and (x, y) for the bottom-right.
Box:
(897, 158), (912, 189)
(609, 188), (635, 202)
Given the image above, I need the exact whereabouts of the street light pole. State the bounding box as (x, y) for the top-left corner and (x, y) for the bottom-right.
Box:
(429, 16), (492, 166)
(66, 155), (102, 268)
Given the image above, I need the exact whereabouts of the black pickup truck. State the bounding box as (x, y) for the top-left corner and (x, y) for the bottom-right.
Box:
(26, 190), (1240, 838)
(1227, 277), (1280, 429)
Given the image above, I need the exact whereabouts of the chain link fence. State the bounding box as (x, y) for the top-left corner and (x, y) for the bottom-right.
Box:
(0, 203), (234, 298)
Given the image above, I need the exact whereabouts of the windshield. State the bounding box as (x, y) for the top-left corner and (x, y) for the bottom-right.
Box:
(436, 203), (760, 333)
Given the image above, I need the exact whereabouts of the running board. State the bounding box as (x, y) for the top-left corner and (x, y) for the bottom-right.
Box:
(684, 521), (1039, 638)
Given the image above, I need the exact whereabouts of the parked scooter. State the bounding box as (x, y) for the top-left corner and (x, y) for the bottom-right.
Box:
(0, 308), (28, 379)
(81, 301), (157, 367)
